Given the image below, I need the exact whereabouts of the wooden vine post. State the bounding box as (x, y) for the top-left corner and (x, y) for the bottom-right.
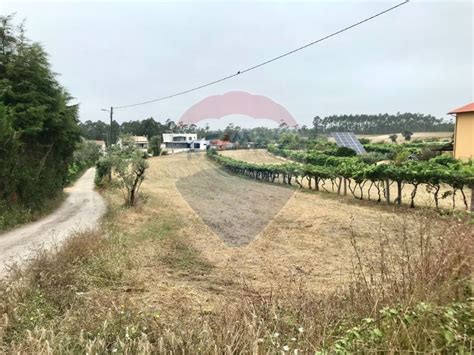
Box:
(471, 184), (474, 212)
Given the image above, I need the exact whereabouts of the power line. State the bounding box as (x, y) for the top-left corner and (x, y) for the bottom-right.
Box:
(114, 0), (409, 110)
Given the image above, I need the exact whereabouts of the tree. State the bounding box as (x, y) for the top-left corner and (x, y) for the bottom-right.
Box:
(312, 116), (321, 136)
(389, 134), (398, 143)
(115, 150), (149, 206)
(278, 132), (301, 150)
(402, 130), (413, 141)
(0, 15), (80, 208)
(96, 137), (149, 206)
(149, 135), (162, 156)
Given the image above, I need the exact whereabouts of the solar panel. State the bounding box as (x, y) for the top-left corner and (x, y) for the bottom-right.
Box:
(331, 132), (367, 155)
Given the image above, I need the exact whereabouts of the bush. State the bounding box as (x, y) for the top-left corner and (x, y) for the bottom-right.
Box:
(417, 147), (439, 161)
(359, 137), (371, 144)
(95, 158), (112, 187)
(65, 141), (102, 184)
(334, 146), (357, 157)
(430, 154), (458, 166)
(402, 130), (414, 141)
(358, 151), (389, 164)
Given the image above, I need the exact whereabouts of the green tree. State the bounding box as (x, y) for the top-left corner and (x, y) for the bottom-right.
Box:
(402, 130), (413, 141)
(0, 15), (80, 208)
(149, 135), (162, 156)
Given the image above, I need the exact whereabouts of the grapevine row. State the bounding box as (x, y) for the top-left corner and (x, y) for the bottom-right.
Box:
(207, 149), (474, 210)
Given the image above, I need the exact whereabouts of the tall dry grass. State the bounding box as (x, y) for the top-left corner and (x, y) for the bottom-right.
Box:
(0, 216), (472, 353)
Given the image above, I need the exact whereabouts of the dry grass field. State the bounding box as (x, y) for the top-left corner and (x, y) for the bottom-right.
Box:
(129, 152), (459, 297)
(0, 151), (471, 353)
(355, 131), (453, 143)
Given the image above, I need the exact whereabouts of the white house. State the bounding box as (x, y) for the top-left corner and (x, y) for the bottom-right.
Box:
(189, 139), (209, 151)
(161, 133), (208, 152)
(117, 136), (149, 154)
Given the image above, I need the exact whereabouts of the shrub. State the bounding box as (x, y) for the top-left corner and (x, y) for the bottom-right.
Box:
(149, 135), (161, 156)
(417, 147), (439, 161)
(402, 130), (414, 141)
(430, 154), (458, 166)
(334, 146), (357, 157)
(94, 157), (111, 187)
(358, 151), (388, 164)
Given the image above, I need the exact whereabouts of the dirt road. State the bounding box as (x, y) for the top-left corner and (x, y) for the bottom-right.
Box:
(0, 168), (106, 276)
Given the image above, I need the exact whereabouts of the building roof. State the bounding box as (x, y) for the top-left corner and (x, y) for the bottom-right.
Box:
(210, 139), (231, 146)
(448, 102), (474, 114)
(130, 136), (148, 143)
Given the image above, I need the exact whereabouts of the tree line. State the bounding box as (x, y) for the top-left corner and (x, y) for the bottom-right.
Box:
(0, 15), (81, 210)
(81, 111), (453, 148)
(313, 113), (454, 134)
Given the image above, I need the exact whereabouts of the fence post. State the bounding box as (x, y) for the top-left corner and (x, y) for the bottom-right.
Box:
(470, 185), (474, 212)
(385, 179), (390, 204)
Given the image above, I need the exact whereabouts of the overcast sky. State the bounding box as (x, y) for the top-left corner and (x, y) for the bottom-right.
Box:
(2, 0), (473, 128)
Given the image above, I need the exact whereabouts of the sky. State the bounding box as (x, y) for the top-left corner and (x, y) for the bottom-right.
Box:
(1, 0), (473, 129)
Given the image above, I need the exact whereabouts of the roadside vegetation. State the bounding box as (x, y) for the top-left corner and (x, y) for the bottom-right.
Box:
(0, 16), (97, 232)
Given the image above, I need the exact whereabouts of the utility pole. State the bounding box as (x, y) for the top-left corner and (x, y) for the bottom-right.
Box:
(101, 107), (115, 148)
(109, 106), (114, 147)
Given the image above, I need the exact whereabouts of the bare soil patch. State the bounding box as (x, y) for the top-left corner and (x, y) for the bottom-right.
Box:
(176, 168), (294, 246)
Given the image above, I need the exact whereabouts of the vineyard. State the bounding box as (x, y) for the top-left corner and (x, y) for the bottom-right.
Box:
(211, 147), (474, 211)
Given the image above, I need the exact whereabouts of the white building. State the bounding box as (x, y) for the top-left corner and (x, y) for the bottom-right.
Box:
(117, 136), (149, 154)
(161, 133), (208, 153)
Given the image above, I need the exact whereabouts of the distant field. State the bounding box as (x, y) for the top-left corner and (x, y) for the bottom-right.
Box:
(355, 131), (453, 143)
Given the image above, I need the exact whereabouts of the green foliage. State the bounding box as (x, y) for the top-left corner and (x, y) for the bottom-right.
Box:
(315, 113), (453, 134)
(213, 147), (474, 210)
(334, 146), (357, 157)
(149, 135), (161, 156)
(430, 154), (457, 166)
(358, 151), (389, 164)
(95, 142), (149, 206)
(330, 301), (474, 353)
(358, 137), (371, 144)
(95, 158), (111, 187)
(0, 15), (80, 210)
(278, 132), (302, 150)
(65, 141), (101, 184)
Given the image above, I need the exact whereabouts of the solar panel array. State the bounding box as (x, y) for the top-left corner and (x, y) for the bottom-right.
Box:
(331, 132), (367, 155)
